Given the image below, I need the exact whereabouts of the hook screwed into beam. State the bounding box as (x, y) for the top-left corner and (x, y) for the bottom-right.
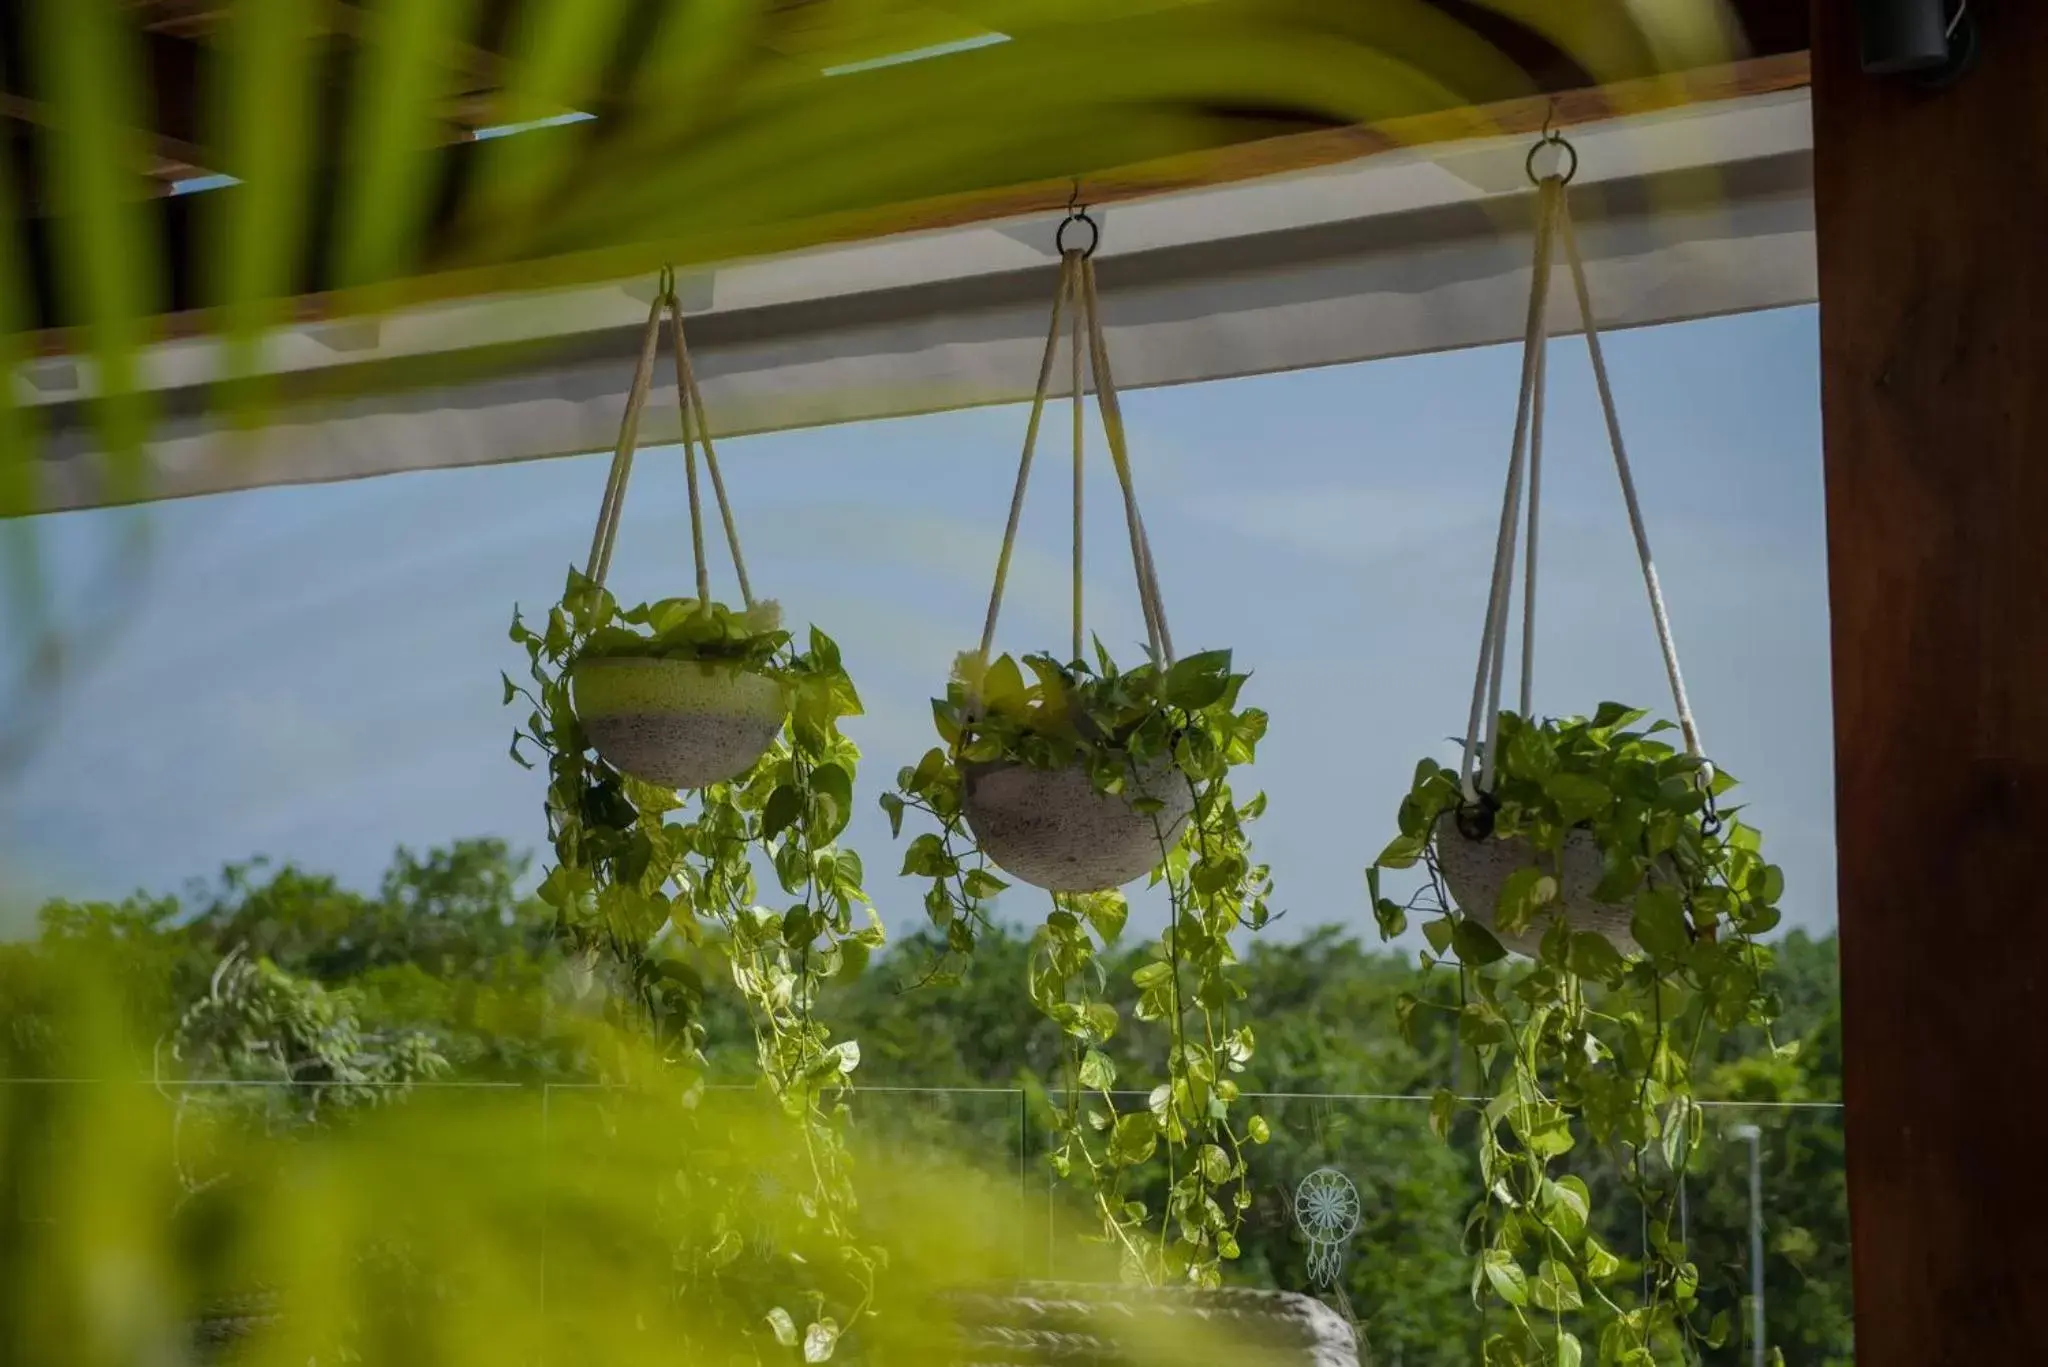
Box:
(1524, 130), (1577, 187)
(1056, 180), (1099, 258)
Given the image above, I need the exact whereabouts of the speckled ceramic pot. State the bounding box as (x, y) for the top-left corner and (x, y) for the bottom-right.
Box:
(962, 756), (1193, 893)
(1432, 812), (1639, 958)
(944, 1282), (1358, 1366)
(569, 657), (785, 790)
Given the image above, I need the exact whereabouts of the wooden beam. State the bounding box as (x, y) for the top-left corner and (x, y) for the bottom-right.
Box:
(1812, 3), (2048, 1363)
(0, 22), (214, 183)
(18, 48), (1810, 353)
(0, 4), (496, 187)
(371, 49), (1812, 318)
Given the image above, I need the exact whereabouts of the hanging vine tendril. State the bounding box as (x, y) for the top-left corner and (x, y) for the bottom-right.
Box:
(884, 236), (1276, 1286)
(509, 583), (882, 1358)
(505, 271), (881, 1360)
(1365, 142), (1780, 1367)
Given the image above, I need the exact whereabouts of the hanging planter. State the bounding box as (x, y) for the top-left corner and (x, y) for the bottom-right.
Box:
(886, 211), (1275, 1290)
(960, 749), (1191, 894)
(568, 608), (788, 791)
(944, 1283), (1358, 1366)
(1364, 134), (1784, 1366)
(506, 265), (880, 1055)
(540, 266), (788, 791)
(891, 233), (1238, 897)
(507, 271), (883, 1354)
(1368, 150), (1733, 961)
(1430, 811), (1634, 959)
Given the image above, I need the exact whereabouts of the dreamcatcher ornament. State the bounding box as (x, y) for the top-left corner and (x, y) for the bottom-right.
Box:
(1293, 1167), (1361, 1287)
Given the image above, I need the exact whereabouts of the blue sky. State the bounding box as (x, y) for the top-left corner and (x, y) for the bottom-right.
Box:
(0, 304), (1834, 947)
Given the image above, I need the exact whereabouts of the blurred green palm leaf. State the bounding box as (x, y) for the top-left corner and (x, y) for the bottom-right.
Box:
(0, 0), (1740, 763)
(0, 968), (1325, 1365)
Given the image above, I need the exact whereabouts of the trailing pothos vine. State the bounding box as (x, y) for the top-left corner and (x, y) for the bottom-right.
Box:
(885, 643), (1275, 1287)
(1369, 705), (1784, 1367)
(508, 566), (882, 1362)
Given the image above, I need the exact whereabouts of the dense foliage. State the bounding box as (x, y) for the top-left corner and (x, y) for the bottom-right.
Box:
(507, 566), (881, 1358)
(169, 947), (448, 1121)
(1371, 707), (1787, 1366)
(889, 644), (1274, 1287)
(0, 995), (1162, 1367)
(574, 593), (790, 669)
(3, 841), (566, 1082)
(0, 841), (1849, 1364)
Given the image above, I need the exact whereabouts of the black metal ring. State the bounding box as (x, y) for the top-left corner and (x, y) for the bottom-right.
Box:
(1524, 134), (1578, 187)
(656, 263), (677, 303)
(1056, 209), (1100, 259)
(1453, 792), (1499, 843)
(1695, 759), (1724, 837)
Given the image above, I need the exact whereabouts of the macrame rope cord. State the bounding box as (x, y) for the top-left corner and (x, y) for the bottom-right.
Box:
(583, 276), (757, 616)
(1072, 258), (1086, 666)
(1557, 197), (1702, 759)
(1477, 181), (1560, 796)
(1080, 254), (1174, 667)
(669, 293), (756, 611)
(1460, 170), (1707, 807)
(674, 297), (712, 605)
(1462, 177), (1560, 803)
(977, 252), (1075, 666)
(975, 244), (1177, 687)
(1520, 315), (1547, 724)
(585, 293), (667, 589)
(1082, 258), (1171, 664)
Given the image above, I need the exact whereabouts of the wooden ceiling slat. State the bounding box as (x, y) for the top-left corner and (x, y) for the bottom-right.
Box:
(1, 1), (1809, 343)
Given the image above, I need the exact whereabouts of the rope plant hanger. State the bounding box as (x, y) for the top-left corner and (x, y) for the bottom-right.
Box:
(1439, 131), (1709, 957)
(892, 204), (1227, 898)
(1365, 128), (1786, 1366)
(506, 270), (881, 1356)
(961, 216), (1188, 893)
(886, 202), (1277, 1288)
(571, 264), (783, 791)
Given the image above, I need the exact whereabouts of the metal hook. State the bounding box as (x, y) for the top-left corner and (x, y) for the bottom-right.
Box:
(1524, 118), (1578, 187)
(1056, 210), (1100, 259)
(1694, 759), (1724, 837)
(1056, 181), (1099, 258)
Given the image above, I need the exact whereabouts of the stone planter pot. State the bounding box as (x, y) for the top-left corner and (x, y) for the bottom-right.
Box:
(1433, 813), (1638, 959)
(190, 1291), (280, 1362)
(944, 1282), (1358, 1366)
(201, 1282), (1359, 1365)
(962, 757), (1192, 893)
(570, 657), (785, 790)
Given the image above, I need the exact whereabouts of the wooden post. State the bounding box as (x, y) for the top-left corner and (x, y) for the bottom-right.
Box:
(1812, 3), (2048, 1362)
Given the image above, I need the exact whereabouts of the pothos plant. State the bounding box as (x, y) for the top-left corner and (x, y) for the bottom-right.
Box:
(1368, 705), (1784, 1367)
(508, 565), (883, 1361)
(574, 593), (789, 668)
(884, 641), (1275, 1288)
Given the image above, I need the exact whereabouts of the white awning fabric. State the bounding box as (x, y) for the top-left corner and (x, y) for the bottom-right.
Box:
(28, 87), (1813, 514)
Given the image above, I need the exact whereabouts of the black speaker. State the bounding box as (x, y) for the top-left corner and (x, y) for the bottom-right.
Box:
(1858, 0), (1978, 87)
(1858, 0), (1951, 74)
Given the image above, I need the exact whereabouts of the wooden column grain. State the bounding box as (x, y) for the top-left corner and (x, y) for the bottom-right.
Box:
(1811, 2), (2048, 1361)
